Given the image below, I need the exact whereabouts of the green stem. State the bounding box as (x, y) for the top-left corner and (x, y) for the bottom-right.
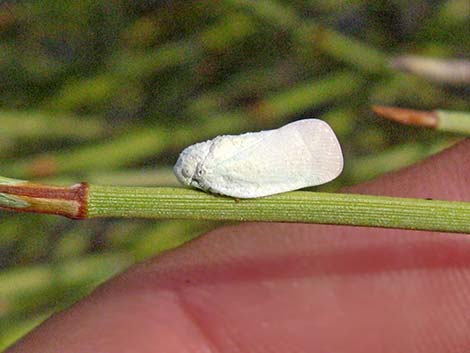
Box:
(438, 110), (470, 135)
(1, 178), (468, 233)
(87, 186), (470, 233)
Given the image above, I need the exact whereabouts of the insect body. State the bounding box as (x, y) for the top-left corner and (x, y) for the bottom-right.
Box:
(173, 119), (343, 198)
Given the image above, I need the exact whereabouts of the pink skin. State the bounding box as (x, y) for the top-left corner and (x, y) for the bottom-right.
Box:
(8, 140), (470, 353)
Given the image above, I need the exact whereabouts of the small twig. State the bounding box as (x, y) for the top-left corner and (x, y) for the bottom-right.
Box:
(372, 106), (470, 136)
(0, 177), (87, 219)
(372, 105), (437, 128)
(0, 177), (469, 234)
(389, 55), (470, 85)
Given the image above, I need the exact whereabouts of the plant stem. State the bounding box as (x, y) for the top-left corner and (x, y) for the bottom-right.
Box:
(438, 111), (470, 135)
(372, 106), (470, 136)
(0, 178), (468, 233)
(389, 55), (470, 85)
(87, 186), (470, 233)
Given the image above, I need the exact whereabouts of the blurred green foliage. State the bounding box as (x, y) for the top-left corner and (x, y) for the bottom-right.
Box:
(0, 0), (468, 349)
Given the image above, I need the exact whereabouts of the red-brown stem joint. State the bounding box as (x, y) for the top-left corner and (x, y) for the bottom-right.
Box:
(0, 181), (89, 219)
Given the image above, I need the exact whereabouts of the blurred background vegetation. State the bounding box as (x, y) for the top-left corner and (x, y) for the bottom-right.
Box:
(0, 0), (468, 349)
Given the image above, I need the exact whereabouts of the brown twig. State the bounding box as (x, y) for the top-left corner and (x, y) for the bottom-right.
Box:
(371, 105), (438, 128)
(0, 180), (88, 219)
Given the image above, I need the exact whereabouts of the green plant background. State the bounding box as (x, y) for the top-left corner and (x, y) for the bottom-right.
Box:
(0, 0), (468, 349)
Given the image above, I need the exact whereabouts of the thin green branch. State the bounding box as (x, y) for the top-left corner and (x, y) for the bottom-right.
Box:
(0, 177), (468, 234)
(87, 186), (469, 233)
(438, 111), (470, 135)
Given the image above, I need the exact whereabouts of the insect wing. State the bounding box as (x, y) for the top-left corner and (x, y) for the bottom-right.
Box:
(203, 119), (343, 198)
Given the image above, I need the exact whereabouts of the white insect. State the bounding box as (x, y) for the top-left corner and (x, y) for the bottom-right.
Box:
(173, 119), (343, 198)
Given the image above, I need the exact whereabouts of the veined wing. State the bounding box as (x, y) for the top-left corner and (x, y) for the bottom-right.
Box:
(202, 119), (343, 198)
